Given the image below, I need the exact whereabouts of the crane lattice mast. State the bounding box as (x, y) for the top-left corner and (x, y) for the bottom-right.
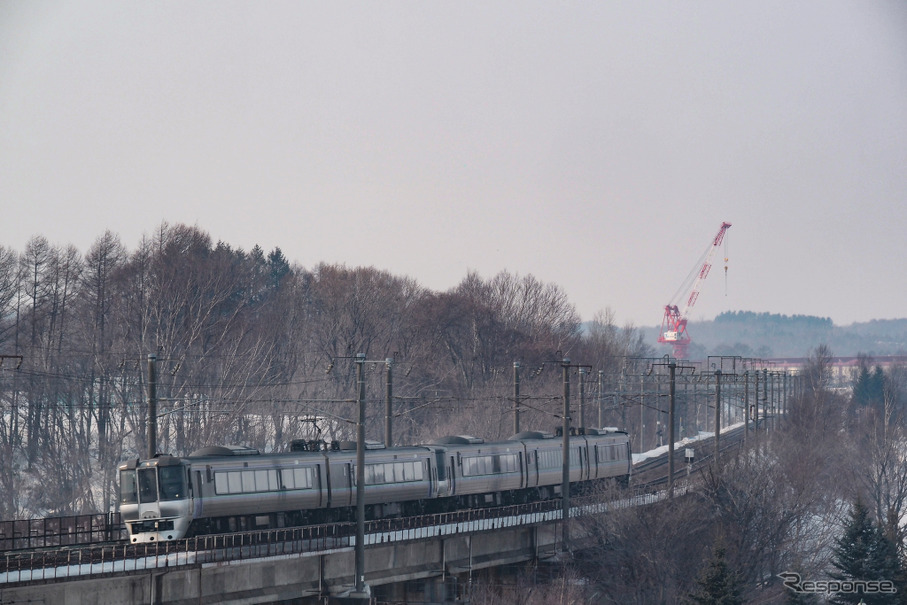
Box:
(658, 221), (731, 358)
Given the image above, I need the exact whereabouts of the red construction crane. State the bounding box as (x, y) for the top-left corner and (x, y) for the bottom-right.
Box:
(658, 221), (731, 358)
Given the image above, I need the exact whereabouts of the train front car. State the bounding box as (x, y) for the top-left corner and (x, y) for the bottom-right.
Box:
(118, 456), (192, 543)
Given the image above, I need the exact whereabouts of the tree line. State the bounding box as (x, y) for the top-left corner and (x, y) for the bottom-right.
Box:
(0, 222), (650, 519)
(468, 349), (907, 603)
(674, 311), (907, 358)
(5, 223), (907, 603)
(576, 349), (907, 603)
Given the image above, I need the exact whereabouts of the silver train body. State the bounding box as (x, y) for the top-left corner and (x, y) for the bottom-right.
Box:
(118, 428), (631, 543)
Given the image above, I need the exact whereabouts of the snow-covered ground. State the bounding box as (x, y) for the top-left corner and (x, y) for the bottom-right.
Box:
(632, 420), (745, 464)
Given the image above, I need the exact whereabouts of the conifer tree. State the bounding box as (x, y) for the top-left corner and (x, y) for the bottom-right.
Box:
(829, 499), (901, 604)
(685, 544), (743, 605)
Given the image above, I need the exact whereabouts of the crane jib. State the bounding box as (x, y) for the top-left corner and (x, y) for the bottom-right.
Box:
(658, 221), (732, 357)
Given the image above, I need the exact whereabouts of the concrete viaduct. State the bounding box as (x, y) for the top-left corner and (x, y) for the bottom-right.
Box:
(1, 489), (672, 605)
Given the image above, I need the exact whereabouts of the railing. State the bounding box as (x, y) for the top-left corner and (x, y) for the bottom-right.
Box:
(0, 501), (572, 585)
(1, 425), (754, 586)
(1, 521), (353, 585)
(0, 513), (126, 551)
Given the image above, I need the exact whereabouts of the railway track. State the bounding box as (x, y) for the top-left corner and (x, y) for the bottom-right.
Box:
(1, 500), (571, 580)
(1, 419), (766, 580)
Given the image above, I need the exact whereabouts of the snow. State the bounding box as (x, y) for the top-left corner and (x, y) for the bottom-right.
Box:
(631, 420), (745, 464)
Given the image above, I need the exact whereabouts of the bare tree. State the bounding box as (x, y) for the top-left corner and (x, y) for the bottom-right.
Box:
(576, 491), (712, 604)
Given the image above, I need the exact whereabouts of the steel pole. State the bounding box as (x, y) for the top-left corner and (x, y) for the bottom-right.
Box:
(668, 362), (676, 498)
(355, 354), (367, 597)
(714, 369), (722, 460)
(147, 354), (157, 459)
(513, 362), (521, 435)
(561, 358), (571, 549)
(384, 358), (393, 447)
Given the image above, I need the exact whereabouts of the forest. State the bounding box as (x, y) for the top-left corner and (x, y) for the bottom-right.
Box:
(3, 223), (907, 603)
(654, 311), (907, 359)
(473, 348), (907, 604)
(0, 222), (651, 519)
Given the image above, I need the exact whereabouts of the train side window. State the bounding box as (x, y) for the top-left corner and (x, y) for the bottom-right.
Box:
(214, 472), (228, 494)
(254, 469), (277, 492)
(539, 450), (560, 469)
(282, 469), (295, 490)
(294, 467), (312, 489)
(228, 471), (242, 494)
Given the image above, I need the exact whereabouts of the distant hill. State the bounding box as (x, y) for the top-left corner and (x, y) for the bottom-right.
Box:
(642, 311), (907, 358)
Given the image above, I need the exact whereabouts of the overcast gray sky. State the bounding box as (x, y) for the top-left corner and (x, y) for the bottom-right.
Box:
(1, 1), (905, 328)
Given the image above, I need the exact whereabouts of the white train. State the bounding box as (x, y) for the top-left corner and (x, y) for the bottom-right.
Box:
(118, 428), (631, 543)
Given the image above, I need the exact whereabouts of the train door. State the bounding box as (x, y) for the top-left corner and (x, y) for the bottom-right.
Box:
(193, 470), (204, 518)
(519, 452), (526, 489)
(583, 444), (590, 481)
(625, 441), (633, 476)
(448, 456), (456, 495)
(434, 451), (446, 498)
(527, 449), (539, 487)
(330, 462), (352, 508)
(323, 460), (332, 508)
(314, 465), (324, 507)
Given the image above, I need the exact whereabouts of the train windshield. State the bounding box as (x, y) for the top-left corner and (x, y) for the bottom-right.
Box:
(119, 470), (138, 505)
(158, 466), (186, 500)
(138, 468), (158, 503)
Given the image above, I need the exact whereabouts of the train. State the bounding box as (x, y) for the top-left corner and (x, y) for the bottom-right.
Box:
(117, 427), (632, 543)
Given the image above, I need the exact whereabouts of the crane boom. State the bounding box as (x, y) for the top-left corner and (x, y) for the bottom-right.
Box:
(658, 221), (731, 358)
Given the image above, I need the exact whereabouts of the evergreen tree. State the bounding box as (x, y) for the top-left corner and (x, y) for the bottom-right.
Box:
(829, 500), (901, 604)
(267, 246), (290, 289)
(853, 361), (886, 411)
(685, 544), (744, 605)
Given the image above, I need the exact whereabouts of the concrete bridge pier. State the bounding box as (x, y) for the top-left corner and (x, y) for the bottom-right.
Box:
(366, 575), (457, 604)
